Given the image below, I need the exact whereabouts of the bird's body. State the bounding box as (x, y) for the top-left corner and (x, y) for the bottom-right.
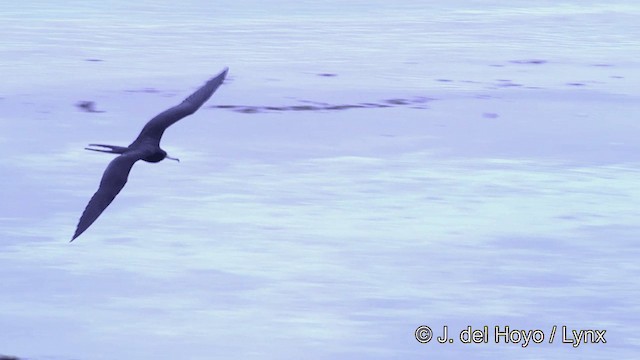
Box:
(71, 67), (229, 241)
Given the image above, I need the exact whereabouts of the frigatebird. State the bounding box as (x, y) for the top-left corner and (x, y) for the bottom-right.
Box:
(71, 67), (229, 241)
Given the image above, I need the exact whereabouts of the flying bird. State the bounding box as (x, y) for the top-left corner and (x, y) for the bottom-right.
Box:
(71, 67), (229, 241)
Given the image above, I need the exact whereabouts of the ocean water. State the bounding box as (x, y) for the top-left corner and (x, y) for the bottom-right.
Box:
(1, 1), (639, 359)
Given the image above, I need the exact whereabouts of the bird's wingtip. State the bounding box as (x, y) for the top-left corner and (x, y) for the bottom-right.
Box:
(70, 231), (80, 242)
(209, 67), (229, 84)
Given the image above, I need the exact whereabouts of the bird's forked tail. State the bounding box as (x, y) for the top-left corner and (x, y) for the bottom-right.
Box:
(85, 144), (129, 154)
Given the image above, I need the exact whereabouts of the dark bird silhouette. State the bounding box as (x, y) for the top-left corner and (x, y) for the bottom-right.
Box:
(71, 67), (229, 242)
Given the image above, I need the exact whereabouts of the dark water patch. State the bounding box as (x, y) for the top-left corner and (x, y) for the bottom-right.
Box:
(290, 105), (321, 111)
(385, 98), (410, 105)
(325, 104), (367, 110)
(0, 355), (21, 360)
(317, 73), (337, 77)
(75, 100), (104, 113)
(592, 63), (614, 67)
(483, 79), (530, 89)
(482, 112), (499, 119)
(236, 107), (260, 114)
(209, 96), (434, 114)
(84, 58), (103, 62)
(567, 82), (586, 87)
(610, 75), (624, 79)
(496, 82), (523, 87)
(436, 78), (453, 82)
(359, 102), (391, 108)
(509, 59), (547, 65)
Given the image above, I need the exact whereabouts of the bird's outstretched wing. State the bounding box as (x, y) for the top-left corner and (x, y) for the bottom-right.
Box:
(130, 67), (229, 148)
(71, 152), (143, 241)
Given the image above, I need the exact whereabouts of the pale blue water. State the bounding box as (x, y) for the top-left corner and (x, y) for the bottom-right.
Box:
(1, 1), (639, 359)
(2, 0), (639, 89)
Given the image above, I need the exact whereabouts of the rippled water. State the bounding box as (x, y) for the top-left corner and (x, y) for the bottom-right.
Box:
(1, 1), (639, 359)
(2, 0), (639, 88)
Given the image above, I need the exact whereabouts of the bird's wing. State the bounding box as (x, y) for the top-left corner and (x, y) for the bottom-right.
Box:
(71, 152), (143, 241)
(130, 67), (228, 147)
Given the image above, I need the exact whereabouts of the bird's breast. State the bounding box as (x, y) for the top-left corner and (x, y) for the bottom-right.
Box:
(141, 150), (166, 163)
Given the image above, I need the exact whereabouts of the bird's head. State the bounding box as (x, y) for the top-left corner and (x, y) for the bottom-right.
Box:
(160, 149), (180, 162)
